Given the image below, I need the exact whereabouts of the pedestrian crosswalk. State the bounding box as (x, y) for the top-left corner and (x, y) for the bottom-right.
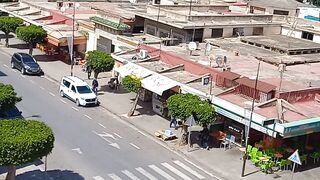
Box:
(103, 160), (208, 180)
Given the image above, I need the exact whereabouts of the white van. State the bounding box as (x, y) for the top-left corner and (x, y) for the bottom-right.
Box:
(59, 76), (98, 106)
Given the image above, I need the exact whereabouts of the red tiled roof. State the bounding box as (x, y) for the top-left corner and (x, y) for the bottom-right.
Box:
(217, 71), (241, 80)
(235, 77), (276, 93)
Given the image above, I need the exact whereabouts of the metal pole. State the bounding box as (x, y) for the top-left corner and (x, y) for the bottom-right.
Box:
(70, 2), (75, 76)
(188, 119), (192, 151)
(291, 163), (296, 180)
(241, 60), (261, 177)
(189, 0), (192, 17)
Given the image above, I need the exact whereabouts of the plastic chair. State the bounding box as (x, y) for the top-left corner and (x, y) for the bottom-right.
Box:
(247, 144), (253, 154)
(300, 154), (307, 165)
(229, 135), (236, 149)
(220, 139), (229, 150)
(285, 160), (293, 170)
(310, 152), (320, 164)
(276, 159), (287, 171)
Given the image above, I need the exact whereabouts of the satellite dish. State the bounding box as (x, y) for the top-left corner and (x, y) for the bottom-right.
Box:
(216, 55), (223, 67)
(188, 42), (197, 51)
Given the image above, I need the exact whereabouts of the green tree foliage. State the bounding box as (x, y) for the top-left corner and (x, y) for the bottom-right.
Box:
(311, 0), (320, 6)
(122, 75), (143, 116)
(122, 75), (142, 93)
(16, 25), (47, 55)
(85, 50), (114, 79)
(0, 83), (21, 114)
(0, 17), (23, 47)
(0, 119), (54, 180)
(167, 93), (215, 126)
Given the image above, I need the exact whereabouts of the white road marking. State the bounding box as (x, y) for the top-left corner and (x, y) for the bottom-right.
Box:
(29, 79), (35, 84)
(182, 158), (216, 178)
(92, 131), (120, 149)
(71, 148), (82, 154)
(60, 99), (67, 104)
(136, 167), (157, 180)
(49, 92), (56, 97)
(130, 143), (141, 150)
(3, 64), (8, 68)
(108, 173), (121, 180)
(84, 114), (92, 120)
(149, 165), (175, 180)
(173, 160), (205, 179)
(98, 123), (106, 128)
(113, 133), (122, 139)
(138, 131), (147, 136)
(93, 176), (105, 180)
(11, 69), (17, 72)
(122, 170), (140, 180)
(44, 76), (56, 83)
(39, 86), (45, 90)
(72, 107), (79, 111)
(161, 163), (192, 180)
(109, 143), (120, 149)
(20, 74), (26, 78)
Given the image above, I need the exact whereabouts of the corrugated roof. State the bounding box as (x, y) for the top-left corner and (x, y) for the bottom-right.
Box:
(217, 71), (241, 80)
(235, 77), (276, 93)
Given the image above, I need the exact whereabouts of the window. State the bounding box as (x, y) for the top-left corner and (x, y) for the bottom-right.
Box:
(211, 28), (223, 38)
(14, 54), (21, 61)
(146, 26), (156, 36)
(273, 10), (289, 15)
(232, 28), (244, 37)
(77, 85), (92, 94)
(71, 85), (76, 93)
(63, 80), (71, 88)
(302, 31), (314, 41)
(253, 27), (263, 35)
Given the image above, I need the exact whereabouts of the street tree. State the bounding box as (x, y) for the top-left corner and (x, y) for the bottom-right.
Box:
(16, 25), (47, 55)
(167, 93), (215, 145)
(0, 119), (55, 180)
(0, 17), (23, 47)
(85, 50), (114, 79)
(122, 75), (142, 116)
(0, 83), (21, 115)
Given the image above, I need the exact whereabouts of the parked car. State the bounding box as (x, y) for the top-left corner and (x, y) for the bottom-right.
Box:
(59, 76), (98, 106)
(11, 52), (43, 75)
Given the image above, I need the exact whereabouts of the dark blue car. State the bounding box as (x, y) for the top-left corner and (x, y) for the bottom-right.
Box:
(11, 52), (43, 75)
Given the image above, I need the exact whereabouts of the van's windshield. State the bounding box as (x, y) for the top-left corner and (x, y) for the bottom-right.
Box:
(76, 85), (92, 94)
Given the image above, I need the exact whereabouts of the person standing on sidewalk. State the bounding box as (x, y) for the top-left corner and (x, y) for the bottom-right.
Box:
(92, 78), (98, 95)
(86, 65), (92, 80)
(200, 125), (210, 150)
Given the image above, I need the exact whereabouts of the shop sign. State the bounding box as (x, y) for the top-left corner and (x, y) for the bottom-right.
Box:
(215, 106), (277, 137)
(284, 121), (320, 137)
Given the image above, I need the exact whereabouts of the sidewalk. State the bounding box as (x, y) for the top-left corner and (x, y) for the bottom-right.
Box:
(0, 36), (319, 180)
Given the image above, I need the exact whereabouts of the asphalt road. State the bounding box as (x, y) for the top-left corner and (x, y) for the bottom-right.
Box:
(0, 51), (217, 180)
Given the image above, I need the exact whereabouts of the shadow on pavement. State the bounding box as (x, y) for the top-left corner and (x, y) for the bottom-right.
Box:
(16, 169), (85, 180)
(0, 70), (7, 76)
(100, 84), (128, 94)
(33, 55), (61, 62)
(0, 34), (14, 39)
(8, 43), (29, 49)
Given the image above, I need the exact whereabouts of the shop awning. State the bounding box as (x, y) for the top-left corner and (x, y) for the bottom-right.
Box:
(141, 74), (180, 96)
(115, 62), (153, 78)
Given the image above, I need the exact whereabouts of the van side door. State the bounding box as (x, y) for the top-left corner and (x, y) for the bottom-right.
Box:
(69, 85), (77, 101)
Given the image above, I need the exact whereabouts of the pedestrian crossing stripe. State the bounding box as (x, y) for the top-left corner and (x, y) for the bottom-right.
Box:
(288, 150), (301, 165)
(106, 161), (207, 180)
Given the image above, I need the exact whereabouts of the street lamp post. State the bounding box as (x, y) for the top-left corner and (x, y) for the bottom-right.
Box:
(241, 59), (261, 177)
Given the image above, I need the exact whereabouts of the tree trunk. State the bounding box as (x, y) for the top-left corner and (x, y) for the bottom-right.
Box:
(127, 92), (140, 117)
(179, 124), (189, 146)
(94, 71), (99, 79)
(29, 43), (33, 55)
(5, 165), (16, 180)
(5, 33), (9, 47)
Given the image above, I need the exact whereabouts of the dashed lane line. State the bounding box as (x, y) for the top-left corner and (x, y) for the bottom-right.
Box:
(60, 99), (67, 104)
(113, 133), (122, 139)
(84, 114), (92, 120)
(20, 74), (26, 78)
(49, 92), (56, 97)
(138, 130), (147, 136)
(93, 176), (105, 180)
(39, 86), (45, 90)
(130, 143), (141, 150)
(98, 123), (106, 128)
(72, 107), (79, 111)
(3, 64), (8, 68)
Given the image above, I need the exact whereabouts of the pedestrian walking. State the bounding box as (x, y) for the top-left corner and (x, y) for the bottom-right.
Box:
(86, 65), (92, 80)
(169, 115), (177, 128)
(92, 78), (98, 95)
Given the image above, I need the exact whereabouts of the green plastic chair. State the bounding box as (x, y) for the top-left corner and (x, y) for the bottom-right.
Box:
(285, 160), (293, 170)
(257, 151), (263, 157)
(310, 152), (320, 164)
(276, 159), (287, 171)
(300, 154), (307, 165)
(247, 145), (253, 154)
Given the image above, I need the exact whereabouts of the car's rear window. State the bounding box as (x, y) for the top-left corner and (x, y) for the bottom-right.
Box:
(77, 85), (92, 94)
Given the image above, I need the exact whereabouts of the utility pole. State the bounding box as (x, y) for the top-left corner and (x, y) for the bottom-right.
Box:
(241, 60), (261, 177)
(70, 1), (75, 76)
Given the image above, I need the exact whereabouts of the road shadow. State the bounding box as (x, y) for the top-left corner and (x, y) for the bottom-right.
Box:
(33, 54), (61, 62)
(16, 169), (85, 180)
(0, 70), (7, 77)
(8, 43), (29, 49)
(0, 34), (14, 39)
(100, 83), (128, 94)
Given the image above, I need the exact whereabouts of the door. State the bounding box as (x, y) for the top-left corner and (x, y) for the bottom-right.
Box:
(14, 54), (22, 70)
(69, 85), (77, 101)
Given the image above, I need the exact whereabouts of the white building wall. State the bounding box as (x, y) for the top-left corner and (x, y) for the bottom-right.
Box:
(313, 34), (320, 44)
(281, 27), (302, 39)
(223, 27), (233, 37)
